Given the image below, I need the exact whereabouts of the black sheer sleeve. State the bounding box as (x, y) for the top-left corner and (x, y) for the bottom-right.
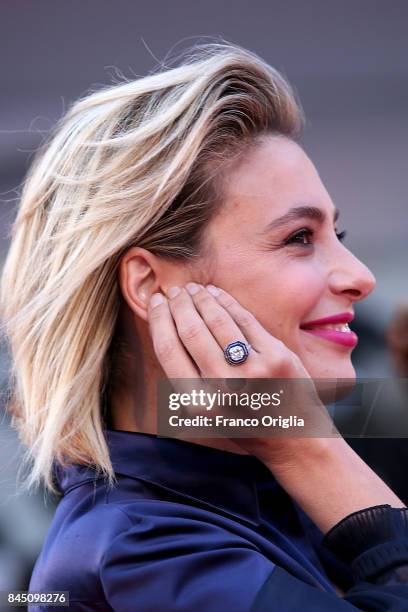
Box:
(251, 505), (408, 611)
(322, 504), (408, 584)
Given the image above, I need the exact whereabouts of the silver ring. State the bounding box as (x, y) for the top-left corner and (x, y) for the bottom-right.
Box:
(223, 340), (251, 366)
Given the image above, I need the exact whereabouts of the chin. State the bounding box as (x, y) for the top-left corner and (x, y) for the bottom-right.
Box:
(301, 347), (356, 375)
(304, 358), (357, 404)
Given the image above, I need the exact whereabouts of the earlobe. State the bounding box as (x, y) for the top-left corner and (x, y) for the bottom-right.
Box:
(135, 288), (152, 322)
(122, 286), (155, 323)
(120, 287), (149, 322)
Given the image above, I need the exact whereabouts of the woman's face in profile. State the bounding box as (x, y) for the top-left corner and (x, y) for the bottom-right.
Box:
(200, 134), (376, 380)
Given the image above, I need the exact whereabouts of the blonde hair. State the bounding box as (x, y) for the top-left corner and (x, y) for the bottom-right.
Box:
(0, 42), (304, 495)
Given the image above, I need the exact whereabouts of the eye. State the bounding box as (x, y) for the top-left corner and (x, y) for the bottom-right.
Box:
(284, 227), (348, 247)
(335, 229), (347, 242)
(285, 228), (314, 246)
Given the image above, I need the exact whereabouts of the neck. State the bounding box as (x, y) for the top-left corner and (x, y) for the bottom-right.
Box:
(109, 306), (249, 455)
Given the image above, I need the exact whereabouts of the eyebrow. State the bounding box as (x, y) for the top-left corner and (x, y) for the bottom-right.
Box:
(260, 205), (340, 234)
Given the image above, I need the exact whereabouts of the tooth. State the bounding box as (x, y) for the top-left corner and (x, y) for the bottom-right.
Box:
(315, 323), (350, 331)
(302, 322), (351, 331)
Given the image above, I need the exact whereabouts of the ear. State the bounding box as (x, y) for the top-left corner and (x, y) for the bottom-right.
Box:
(118, 247), (169, 322)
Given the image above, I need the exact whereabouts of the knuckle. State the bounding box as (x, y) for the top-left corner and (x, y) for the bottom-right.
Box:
(155, 339), (176, 363)
(244, 360), (269, 378)
(254, 364), (270, 378)
(148, 305), (164, 322)
(205, 366), (225, 379)
(179, 322), (203, 342)
(273, 350), (295, 373)
(220, 295), (236, 309)
(235, 310), (256, 329)
(207, 311), (228, 331)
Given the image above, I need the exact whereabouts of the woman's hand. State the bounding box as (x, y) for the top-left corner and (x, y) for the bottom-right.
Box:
(148, 282), (308, 380)
(147, 282), (405, 533)
(147, 281), (332, 465)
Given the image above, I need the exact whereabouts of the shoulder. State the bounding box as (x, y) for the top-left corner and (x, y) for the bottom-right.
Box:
(29, 503), (131, 603)
(32, 490), (277, 611)
(99, 500), (276, 612)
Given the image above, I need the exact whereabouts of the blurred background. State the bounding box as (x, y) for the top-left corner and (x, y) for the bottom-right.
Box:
(0, 0), (407, 603)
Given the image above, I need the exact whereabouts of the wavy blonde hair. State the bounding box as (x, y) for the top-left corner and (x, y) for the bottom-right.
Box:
(0, 42), (304, 495)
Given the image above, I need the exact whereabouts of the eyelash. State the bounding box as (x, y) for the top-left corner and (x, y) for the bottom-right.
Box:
(284, 228), (347, 247)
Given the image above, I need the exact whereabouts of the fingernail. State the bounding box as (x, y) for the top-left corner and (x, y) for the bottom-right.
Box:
(206, 284), (220, 296)
(150, 292), (164, 308)
(167, 286), (181, 299)
(185, 282), (201, 295)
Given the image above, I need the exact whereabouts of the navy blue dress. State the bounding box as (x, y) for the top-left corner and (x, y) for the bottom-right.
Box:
(29, 429), (408, 610)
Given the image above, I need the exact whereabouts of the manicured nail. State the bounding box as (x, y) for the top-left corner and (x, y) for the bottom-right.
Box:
(185, 282), (201, 295)
(206, 284), (220, 296)
(150, 292), (164, 308)
(167, 286), (181, 299)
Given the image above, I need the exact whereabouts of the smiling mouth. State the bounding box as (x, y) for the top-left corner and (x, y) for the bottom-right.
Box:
(299, 323), (358, 347)
(300, 322), (351, 332)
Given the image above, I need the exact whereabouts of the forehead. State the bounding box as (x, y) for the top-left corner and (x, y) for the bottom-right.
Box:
(218, 134), (331, 224)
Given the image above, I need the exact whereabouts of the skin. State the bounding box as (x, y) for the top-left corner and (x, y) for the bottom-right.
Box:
(200, 134), (376, 381)
(112, 134), (376, 434)
(112, 134), (404, 547)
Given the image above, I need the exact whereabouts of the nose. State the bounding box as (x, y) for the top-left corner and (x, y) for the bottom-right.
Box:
(328, 244), (376, 302)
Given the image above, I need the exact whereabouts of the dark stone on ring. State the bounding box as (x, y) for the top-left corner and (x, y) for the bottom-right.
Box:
(223, 340), (250, 365)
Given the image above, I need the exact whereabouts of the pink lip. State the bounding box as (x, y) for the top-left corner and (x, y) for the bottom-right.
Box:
(300, 311), (358, 348)
(300, 328), (358, 347)
(300, 312), (354, 327)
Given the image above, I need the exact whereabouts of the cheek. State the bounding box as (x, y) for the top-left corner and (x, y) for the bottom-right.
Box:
(275, 266), (324, 320)
(213, 254), (325, 341)
(259, 271), (324, 345)
(209, 244), (326, 340)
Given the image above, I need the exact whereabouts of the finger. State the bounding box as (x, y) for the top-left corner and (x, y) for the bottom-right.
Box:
(166, 286), (233, 377)
(184, 282), (254, 356)
(148, 294), (217, 421)
(205, 285), (273, 352)
(147, 292), (199, 385)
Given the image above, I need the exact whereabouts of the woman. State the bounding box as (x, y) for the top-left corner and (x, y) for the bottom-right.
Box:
(1, 42), (407, 611)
